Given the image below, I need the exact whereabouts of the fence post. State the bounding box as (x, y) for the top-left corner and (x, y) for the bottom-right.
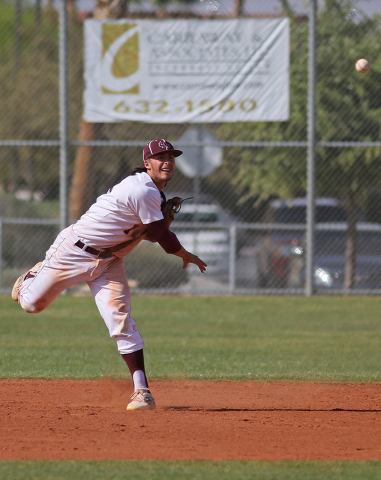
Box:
(229, 223), (237, 295)
(59, 0), (69, 232)
(0, 218), (2, 289)
(305, 0), (317, 296)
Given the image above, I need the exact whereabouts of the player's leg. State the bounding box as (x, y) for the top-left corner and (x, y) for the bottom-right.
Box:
(121, 349), (148, 390)
(16, 227), (101, 314)
(87, 258), (155, 410)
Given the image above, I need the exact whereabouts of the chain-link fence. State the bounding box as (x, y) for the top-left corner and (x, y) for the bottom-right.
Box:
(1, 0), (381, 295)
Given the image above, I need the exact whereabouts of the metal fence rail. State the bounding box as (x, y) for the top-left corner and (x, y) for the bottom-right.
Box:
(2, 217), (381, 295)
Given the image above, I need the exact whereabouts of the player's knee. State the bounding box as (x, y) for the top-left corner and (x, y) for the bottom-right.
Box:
(116, 333), (144, 355)
(26, 306), (43, 314)
(20, 298), (47, 314)
(23, 304), (42, 314)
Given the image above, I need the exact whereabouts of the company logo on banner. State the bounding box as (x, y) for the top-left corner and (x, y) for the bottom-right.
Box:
(101, 23), (140, 94)
(84, 19), (289, 123)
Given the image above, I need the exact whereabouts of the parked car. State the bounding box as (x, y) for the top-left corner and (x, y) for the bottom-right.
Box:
(266, 197), (348, 224)
(171, 201), (231, 275)
(313, 227), (381, 289)
(256, 197), (381, 289)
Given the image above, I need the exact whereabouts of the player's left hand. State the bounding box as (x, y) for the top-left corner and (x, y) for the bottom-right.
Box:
(177, 249), (207, 273)
(183, 254), (207, 273)
(162, 196), (192, 227)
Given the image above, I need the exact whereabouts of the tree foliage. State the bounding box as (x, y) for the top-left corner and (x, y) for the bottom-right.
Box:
(0, 1), (83, 200)
(219, 2), (381, 203)
(217, 0), (381, 288)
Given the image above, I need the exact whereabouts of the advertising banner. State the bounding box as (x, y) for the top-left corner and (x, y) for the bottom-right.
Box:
(84, 18), (289, 123)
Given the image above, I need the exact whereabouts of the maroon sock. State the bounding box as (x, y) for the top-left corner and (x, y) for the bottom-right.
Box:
(121, 349), (149, 389)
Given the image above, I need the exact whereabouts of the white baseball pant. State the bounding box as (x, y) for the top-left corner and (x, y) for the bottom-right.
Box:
(17, 226), (144, 354)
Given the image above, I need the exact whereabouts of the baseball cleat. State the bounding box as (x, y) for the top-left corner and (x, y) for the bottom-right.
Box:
(11, 262), (43, 302)
(126, 388), (156, 411)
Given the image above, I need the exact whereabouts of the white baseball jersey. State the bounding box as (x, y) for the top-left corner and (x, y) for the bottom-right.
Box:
(72, 172), (164, 258)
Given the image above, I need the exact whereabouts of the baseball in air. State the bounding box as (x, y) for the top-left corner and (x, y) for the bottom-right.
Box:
(355, 58), (370, 73)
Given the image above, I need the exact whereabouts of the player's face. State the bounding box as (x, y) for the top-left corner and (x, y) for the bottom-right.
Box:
(144, 152), (176, 188)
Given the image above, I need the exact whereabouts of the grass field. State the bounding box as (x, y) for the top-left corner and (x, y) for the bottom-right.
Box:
(1, 295), (381, 381)
(1, 460), (381, 480)
(1, 294), (381, 479)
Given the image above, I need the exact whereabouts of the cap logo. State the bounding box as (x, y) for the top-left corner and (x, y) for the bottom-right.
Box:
(143, 138), (182, 161)
(158, 139), (172, 150)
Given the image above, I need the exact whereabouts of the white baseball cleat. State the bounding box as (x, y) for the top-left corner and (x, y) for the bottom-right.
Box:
(126, 388), (156, 411)
(11, 262), (43, 302)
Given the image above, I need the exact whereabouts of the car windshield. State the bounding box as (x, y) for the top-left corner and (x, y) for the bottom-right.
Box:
(275, 206), (347, 224)
(315, 231), (381, 256)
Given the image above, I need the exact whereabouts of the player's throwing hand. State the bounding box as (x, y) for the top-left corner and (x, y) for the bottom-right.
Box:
(175, 248), (208, 273)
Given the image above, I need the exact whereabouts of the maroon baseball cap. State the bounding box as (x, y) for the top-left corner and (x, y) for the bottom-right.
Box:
(143, 139), (183, 161)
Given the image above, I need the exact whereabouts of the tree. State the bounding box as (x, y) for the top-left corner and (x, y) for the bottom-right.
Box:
(217, 0), (381, 289)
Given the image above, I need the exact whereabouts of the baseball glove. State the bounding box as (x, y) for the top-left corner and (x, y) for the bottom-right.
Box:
(162, 196), (192, 228)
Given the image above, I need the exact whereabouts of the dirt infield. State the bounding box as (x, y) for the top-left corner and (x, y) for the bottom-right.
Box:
(1, 379), (381, 461)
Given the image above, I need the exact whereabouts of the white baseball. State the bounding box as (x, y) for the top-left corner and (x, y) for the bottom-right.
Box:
(356, 58), (370, 73)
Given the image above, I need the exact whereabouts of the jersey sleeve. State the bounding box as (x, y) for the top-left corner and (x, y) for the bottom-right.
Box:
(131, 183), (164, 225)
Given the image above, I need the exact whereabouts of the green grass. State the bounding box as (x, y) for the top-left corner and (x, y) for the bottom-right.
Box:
(0, 460), (381, 480)
(1, 295), (381, 381)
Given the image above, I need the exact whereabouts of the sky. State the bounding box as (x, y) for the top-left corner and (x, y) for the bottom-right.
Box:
(74, 0), (381, 16)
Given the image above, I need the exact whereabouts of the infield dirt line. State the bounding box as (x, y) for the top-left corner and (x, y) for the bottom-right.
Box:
(1, 379), (381, 461)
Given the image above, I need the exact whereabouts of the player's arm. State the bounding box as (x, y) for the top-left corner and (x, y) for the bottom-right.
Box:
(145, 220), (207, 273)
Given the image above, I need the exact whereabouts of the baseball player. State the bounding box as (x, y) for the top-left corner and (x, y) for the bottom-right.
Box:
(11, 139), (207, 411)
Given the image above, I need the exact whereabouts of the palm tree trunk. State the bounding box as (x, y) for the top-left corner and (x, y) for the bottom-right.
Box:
(93, 0), (129, 19)
(232, 0), (243, 17)
(69, 121), (95, 220)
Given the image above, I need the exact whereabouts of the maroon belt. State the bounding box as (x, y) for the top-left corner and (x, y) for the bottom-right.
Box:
(75, 240), (114, 259)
